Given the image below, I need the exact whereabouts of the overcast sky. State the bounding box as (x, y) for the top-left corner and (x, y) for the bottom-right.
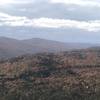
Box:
(0, 0), (100, 43)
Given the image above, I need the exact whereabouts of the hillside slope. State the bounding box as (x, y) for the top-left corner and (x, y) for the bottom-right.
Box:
(0, 49), (100, 100)
(0, 37), (97, 58)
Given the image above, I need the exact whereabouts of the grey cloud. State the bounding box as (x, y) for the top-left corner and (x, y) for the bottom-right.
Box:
(0, 0), (100, 21)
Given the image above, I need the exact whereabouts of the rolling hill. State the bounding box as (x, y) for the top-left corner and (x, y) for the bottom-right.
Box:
(0, 37), (99, 58)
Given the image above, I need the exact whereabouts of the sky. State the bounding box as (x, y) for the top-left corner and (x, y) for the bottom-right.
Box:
(0, 0), (100, 43)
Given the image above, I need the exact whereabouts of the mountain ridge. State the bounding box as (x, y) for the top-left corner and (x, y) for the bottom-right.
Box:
(0, 36), (100, 58)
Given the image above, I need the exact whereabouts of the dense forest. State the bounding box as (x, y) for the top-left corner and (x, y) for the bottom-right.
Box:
(0, 48), (100, 100)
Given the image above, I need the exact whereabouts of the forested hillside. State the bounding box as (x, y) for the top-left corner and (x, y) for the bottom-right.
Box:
(0, 49), (100, 100)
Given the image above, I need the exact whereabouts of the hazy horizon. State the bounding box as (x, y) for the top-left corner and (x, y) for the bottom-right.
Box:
(1, 36), (100, 45)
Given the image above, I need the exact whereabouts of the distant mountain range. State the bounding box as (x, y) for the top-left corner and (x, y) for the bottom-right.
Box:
(0, 37), (99, 58)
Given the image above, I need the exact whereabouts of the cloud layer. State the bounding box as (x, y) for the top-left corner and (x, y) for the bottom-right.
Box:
(0, 12), (100, 32)
(0, 0), (34, 5)
(50, 0), (100, 7)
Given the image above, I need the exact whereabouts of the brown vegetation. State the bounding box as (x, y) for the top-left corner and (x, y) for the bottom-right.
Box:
(0, 49), (100, 100)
